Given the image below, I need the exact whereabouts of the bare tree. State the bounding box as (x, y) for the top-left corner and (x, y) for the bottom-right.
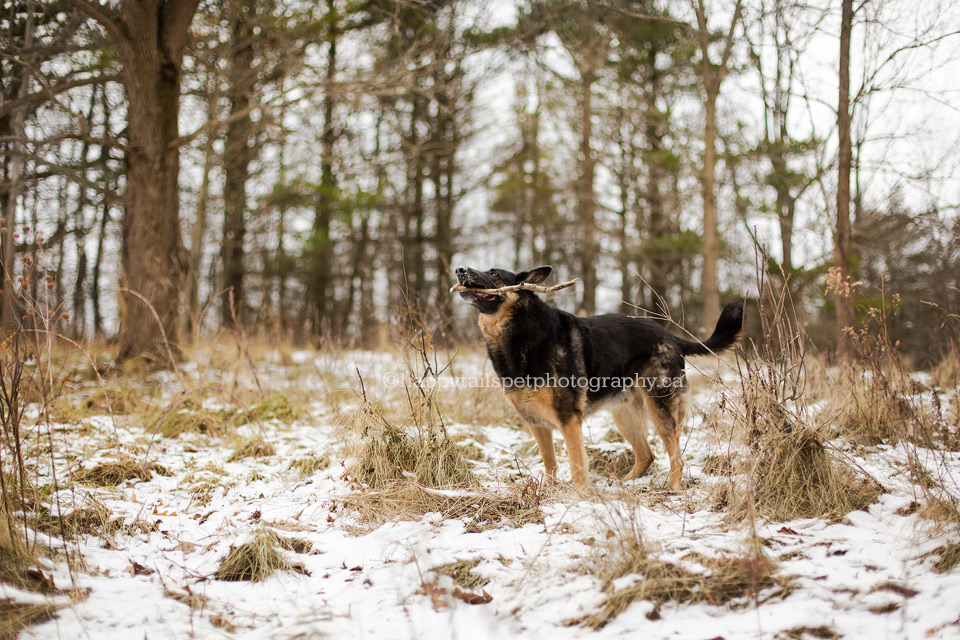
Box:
(65, 0), (201, 361)
(834, 0), (854, 358)
(693, 0), (742, 330)
(221, 0), (259, 329)
(0, 5), (36, 335)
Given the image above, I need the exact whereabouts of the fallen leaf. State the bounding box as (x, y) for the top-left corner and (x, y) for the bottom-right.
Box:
(452, 588), (492, 605)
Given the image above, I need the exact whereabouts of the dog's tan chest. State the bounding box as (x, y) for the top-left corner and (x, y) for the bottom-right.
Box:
(504, 386), (560, 428)
(477, 294), (518, 341)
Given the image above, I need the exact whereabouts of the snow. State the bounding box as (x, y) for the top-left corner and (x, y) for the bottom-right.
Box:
(5, 349), (960, 639)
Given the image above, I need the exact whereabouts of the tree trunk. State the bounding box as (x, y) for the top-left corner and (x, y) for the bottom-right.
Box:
(310, 0), (338, 338)
(694, 0), (741, 332)
(401, 94), (426, 313)
(92, 197), (110, 335)
(183, 86), (217, 339)
(68, 0), (203, 362)
(835, 0), (855, 358)
(221, 1), (257, 329)
(700, 89), (720, 331)
(615, 99), (634, 314)
(642, 46), (670, 314)
(577, 68), (598, 316)
(1, 8), (34, 336)
(433, 61), (456, 338)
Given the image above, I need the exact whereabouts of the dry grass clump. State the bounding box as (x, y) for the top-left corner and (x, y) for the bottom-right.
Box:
(288, 452), (330, 478)
(433, 558), (490, 590)
(587, 445), (634, 478)
(575, 531), (789, 629)
(1, 494), (68, 636)
(48, 384), (156, 424)
(702, 453), (736, 476)
(779, 626), (841, 639)
(72, 457), (170, 486)
(0, 602), (63, 640)
(0, 500), (60, 595)
(181, 463), (230, 506)
(717, 371), (881, 521)
(213, 529), (309, 582)
(151, 391), (304, 439)
(227, 437), (276, 462)
(163, 586), (209, 611)
(349, 400), (476, 489)
(824, 369), (912, 446)
(30, 499), (123, 541)
(150, 398), (233, 438)
(932, 542), (960, 573)
(821, 321), (944, 448)
(241, 392), (306, 425)
(711, 273), (881, 521)
(337, 479), (543, 531)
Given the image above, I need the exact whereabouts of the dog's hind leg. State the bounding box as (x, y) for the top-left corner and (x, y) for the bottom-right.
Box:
(559, 415), (590, 492)
(648, 392), (688, 491)
(612, 399), (654, 481)
(526, 423), (558, 481)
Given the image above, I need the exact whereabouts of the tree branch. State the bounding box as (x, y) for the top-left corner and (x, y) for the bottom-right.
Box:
(0, 74), (120, 119)
(61, 0), (126, 45)
(716, 0), (743, 87)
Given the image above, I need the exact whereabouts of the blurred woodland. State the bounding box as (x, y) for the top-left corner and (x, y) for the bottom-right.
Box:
(1, 0), (959, 364)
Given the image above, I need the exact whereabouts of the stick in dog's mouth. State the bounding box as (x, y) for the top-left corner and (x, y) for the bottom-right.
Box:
(449, 278), (579, 296)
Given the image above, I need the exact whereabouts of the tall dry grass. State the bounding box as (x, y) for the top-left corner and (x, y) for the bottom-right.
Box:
(347, 308), (477, 490)
(712, 264), (881, 521)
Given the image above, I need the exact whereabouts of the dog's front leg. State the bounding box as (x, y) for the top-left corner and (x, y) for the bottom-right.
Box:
(526, 423), (558, 482)
(559, 416), (590, 492)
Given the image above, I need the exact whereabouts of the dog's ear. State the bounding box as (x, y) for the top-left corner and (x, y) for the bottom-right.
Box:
(516, 265), (552, 285)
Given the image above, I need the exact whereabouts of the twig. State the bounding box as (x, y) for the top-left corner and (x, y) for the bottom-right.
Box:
(448, 278), (579, 296)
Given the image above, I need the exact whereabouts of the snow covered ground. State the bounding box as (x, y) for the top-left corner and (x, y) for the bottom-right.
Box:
(4, 348), (960, 639)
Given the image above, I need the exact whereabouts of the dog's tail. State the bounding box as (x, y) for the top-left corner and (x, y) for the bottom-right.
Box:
(678, 302), (744, 357)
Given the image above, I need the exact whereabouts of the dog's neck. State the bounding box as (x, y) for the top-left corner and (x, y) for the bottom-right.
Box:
(479, 293), (559, 380)
(477, 293), (519, 341)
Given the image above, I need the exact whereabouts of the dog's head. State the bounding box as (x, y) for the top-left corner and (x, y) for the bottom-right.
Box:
(454, 265), (553, 314)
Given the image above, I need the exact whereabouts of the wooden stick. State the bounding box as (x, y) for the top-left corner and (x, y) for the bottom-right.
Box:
(449, 278), (579, 295)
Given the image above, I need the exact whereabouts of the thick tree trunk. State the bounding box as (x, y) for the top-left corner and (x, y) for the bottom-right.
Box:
(75, 0), (202, 362)
(221, 4), (256, 329)
(118, 65), (184, 358)
(577, 69), (598, 316)
(835, 0), (855, 358)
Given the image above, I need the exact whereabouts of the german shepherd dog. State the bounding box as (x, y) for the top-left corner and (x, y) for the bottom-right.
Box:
(455, 265), (743, 492)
